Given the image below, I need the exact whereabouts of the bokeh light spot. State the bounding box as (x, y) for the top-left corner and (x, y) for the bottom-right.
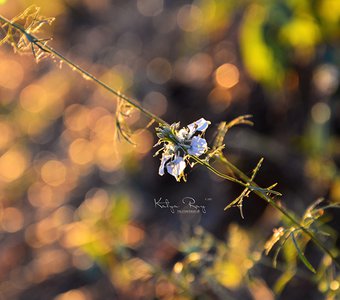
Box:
(64, 104), (90, 132)
(208, 87), (232, 113)
(313, 64), (339, 95)
(0, 121), (15, 150)
(62, 222), (95, 248)
(330, 280), (340, 291)
(215, 63), (240, 89)
(34, 218), (60, 245)
(132, 129), (154, 155)
(83, 189), (109, 214)
(93, 115), (115, 142)
(95, 142), (121, 171)
(122, 224), (145, 246)
(147, 57), (172, 84)
(143, 91), (168, 116)
(20, 84), (47, 113)
(177, 4), (203, 32)
(0, 58), (24, 90)
(0, 148), (28, 182)
(137, 0), (164, 17)
(1, 207), (24, 233)
(173, 262), (183, 274)
(72, 250), (94, 271)
(187, 53), (213, 82)
(41, 160), (67, 187)
(69, 138), (94, 165)
(28, 182), (54, 207)
(311, 102), (331, 124)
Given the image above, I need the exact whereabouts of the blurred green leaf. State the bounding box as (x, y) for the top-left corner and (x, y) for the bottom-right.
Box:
(274, 268), (296, 295)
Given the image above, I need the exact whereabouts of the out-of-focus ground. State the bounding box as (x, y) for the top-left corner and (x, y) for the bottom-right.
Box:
(0, 0), (340, 299)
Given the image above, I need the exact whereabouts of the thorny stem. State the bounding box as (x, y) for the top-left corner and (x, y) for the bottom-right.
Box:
(0, 14), (168, 127)
(191, 155), (246, 184)
(190, 155), (280, 196)
(1, 14), (339, 269)
(218, 155), (340, 269)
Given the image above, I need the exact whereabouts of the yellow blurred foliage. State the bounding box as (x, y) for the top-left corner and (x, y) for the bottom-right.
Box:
(211, 224), (251, 289)
(240, 4), (283, 87)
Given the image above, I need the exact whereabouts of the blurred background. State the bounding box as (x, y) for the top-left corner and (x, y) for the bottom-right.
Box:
(0, 0), (340, 299)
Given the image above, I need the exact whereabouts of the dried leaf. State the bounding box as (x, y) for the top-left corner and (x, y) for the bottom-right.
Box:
(264, 227), (285, 255)
(213, 115), (253, 150)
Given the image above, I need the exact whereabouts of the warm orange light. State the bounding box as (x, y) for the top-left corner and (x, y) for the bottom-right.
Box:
(0, 121), (14, 150)
(83, 189), (109, 214)
(95, 142), (121, 171)
(173, 262), (183, 274)
(64, 104), (90, 132)
(20, 84), (47, 113)
(93, 115), (115, 142)
(122, 224), (145, 246)
(54, 289), (88, 300)
(69, 138), (94, 165)
(187, 53), (213, 82)
(215, 63), (240, 89)
(41, 160), (67, 187)
(31, 249), (68, 283)
(28, 182), (54, 207)
(61, 222), (94, 248)
(132, 129), (154, 155)
(155, 280), (176, 298)
(208, 87), (232, 113)
(35, 218), (59, 245)
(1, 207), (24, 232)
(0, 148), (28, 182)
(0, 58), (24, 90)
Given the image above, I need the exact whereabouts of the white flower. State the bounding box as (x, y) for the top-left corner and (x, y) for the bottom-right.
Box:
(156, 118), (211, 181)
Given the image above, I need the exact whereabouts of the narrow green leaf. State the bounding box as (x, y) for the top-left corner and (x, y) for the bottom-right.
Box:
(272, 232), (290, 268)
(290, 232), (316, 273)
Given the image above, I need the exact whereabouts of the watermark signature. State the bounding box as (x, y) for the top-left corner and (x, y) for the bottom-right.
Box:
(154, 197), (210, 214)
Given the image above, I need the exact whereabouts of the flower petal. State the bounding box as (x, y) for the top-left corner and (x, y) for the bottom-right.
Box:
(186, 118), (211, 138)
(166, 156), (186, 181)
(177, 127), (189, 141)
(159, 153), (172, 176)
(158, 143), (176, 176)
(187, 136), (208, 156)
